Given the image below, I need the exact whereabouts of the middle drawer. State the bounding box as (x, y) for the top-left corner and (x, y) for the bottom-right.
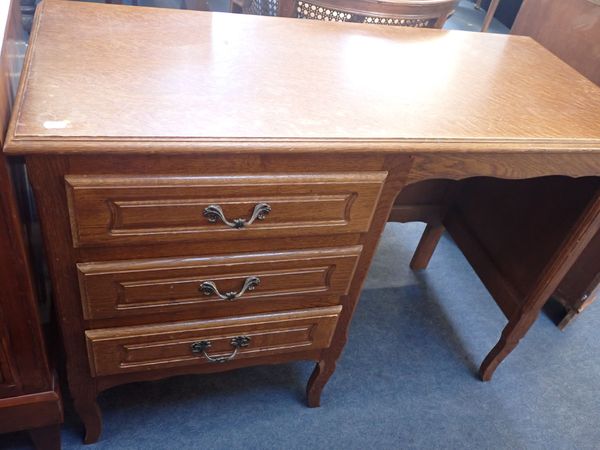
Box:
(77, 246), (361, 320)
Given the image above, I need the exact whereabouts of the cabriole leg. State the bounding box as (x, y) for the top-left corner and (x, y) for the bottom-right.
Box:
(73, 390), (102, 444)
(479, 312), (538, 381)
(306, 358), (337, 408)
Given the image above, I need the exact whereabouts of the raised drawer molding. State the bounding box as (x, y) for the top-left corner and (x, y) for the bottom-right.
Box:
(85, 306), (341, 376)
(65, 173), (386, 247)
(77, 246), (362, 320)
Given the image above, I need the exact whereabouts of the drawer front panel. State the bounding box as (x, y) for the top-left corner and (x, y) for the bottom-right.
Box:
(65, 172), (386, 247)
(77, 246), (361, 320)
(85, 306), (341, 376)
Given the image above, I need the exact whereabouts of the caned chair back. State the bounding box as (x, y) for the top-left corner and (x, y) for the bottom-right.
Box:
(241, 0), (458, 29)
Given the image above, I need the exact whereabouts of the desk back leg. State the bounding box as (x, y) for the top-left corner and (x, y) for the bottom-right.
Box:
(409, 223), (445, 270)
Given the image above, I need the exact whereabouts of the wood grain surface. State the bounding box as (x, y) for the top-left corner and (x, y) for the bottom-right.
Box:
(4, 0), (600, 154)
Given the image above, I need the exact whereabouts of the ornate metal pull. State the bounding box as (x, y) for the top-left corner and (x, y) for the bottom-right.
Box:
(203, 203), (271, 229)
(191, 336), (251, 363)
(199, 276), (260, 301)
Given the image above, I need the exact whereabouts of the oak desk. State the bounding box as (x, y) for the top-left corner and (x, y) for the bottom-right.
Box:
(5, 1), (600, 443)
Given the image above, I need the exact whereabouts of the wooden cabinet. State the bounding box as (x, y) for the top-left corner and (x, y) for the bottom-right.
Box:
(4, 1), (599, 445)
(0, 1), (62, 448)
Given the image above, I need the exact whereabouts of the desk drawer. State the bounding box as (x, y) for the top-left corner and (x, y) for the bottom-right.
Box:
(65, 172), (386, 247)
(77, 246), (361, 320)
(85, 306), (341, 376)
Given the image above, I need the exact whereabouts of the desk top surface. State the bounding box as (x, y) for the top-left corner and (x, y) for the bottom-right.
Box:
(5, 0), (600, 154)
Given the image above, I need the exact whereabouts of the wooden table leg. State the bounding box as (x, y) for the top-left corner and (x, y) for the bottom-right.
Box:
(410, 223), (445, 271)
(307, 359), (337, 407)
(479, 311), (537, 381)
(72, 384), (102, 444)
(481, 0), (501, 32)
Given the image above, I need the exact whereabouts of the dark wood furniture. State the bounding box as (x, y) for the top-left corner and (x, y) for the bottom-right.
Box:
(0, 1), (62, 449)
(552, 230), (600, 329)
(4, 1), (599, 443)
(241, 0), (458, 28)
(511, 0), (600, 85)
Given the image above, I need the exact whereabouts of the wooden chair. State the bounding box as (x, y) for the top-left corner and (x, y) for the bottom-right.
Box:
(475, 0), (502, 32)
(239, 0), (459, 29)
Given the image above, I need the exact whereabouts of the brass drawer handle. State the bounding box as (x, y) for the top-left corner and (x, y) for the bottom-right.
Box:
(199, 276), (260, 301)
(191, 336), (251, 363)
(203, 203), (271, 229)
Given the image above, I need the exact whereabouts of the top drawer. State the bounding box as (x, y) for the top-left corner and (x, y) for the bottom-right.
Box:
(65, 172), (386, 248)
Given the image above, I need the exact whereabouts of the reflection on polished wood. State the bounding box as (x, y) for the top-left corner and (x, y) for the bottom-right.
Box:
(4, 1), (600, 444)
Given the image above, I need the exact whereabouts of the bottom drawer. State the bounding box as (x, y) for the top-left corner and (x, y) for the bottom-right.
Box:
(85, 306), (341, 376)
